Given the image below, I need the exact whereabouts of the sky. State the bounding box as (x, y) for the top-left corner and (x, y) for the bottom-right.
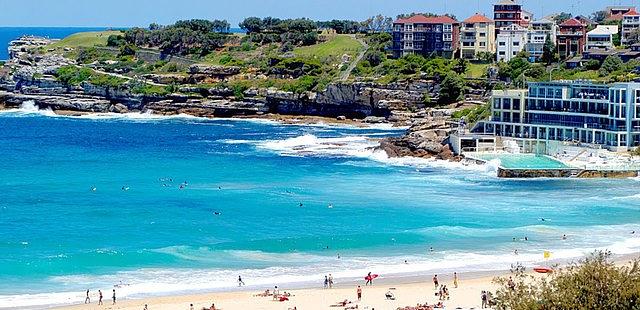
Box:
(0, 0), (639, 28)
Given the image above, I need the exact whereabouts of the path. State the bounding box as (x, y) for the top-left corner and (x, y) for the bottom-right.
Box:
(340, 35), (369, 82)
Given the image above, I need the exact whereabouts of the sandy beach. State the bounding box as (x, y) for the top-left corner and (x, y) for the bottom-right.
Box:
(55, 271), (502, 310)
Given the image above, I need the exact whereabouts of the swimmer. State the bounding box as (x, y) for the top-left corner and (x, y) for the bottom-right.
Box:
(299, 203), (303, 207)
(429, 247), (434, 252)
(562, 234), (567, 240)
(91, 186), (97, 192)
(213, 212), (221, 216)
(328, 204), (333, 209)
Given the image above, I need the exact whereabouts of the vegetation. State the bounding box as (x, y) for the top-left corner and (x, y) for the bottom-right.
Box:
(55, 65), (127, 88)
(542, 35), (558, 65)
(112, 19), (232, 56)
(451, 103), (491, 124)
(493, 251), (640, 310)
(439, 72), (466, 104)
(239, 17), (318, 46)
(599, 55), (624, 76)
(294, 35), (363, 59)
(48, 31), (121, 49)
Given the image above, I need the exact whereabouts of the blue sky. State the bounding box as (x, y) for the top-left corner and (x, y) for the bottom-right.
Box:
(0, 0), (637, 27)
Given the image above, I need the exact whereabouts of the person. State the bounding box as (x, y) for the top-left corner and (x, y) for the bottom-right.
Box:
(189, 304), (194, 310)
(328, 274), (334, 288)
(481, 291), (488, 309)
(514, 249), (519, 255)
(143, 305), (148, 310)
(209, 303), (216, 310)
(365, 272), (373, 286)
(273, 286), (279, 300)
(453, 272), (458, 288)
(324, 275), (329, 289)
(85, 289), (90, 304)
(98, 290), (103, 305)
(385, 290), (395, 300)
(238, 275), (245, 286)
(438, 285), (443, 300)
(508, 277), (516, 290)
(429, 247), (434, 252)
(356, 286), (362, 301)
(562, 234), (567, 240)
(433, 275), (439, 289)
(444, 285), (449, 300)
(112, 289), (116, 305)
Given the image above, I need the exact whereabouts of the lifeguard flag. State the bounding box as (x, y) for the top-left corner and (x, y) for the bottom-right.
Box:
(544, 251), (551, 259)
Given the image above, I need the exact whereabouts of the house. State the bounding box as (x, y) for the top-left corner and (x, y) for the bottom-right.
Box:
(620, 43), (640, 62)
(497, 24), (528, 62)
(391, 15), (460, 59)
(622, 8), (640, 45)
(557, 18), (588, 59)
(460, 13), (496, 59)
(586, 25), (619, 50)
(527, 19), (558, 61)
(493, 0), (532, 36)
(607, 6), (636, 16)
(482, 81), (640, 151)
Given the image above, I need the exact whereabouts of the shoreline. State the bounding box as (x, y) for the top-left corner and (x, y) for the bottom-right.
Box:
(50, 253), (640, 310)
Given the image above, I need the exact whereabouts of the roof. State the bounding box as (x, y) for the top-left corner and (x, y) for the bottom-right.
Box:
(463, 13), (494, 24)
(394, 15), (458, 24)
(624, 8), (640, 16)
(560, 18), (586, 27)
(532, 18), (554, 24)
(606, 13), (625, 21)
(587, 25), (619, 36)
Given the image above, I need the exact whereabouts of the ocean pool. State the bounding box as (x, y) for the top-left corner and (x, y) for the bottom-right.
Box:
(469, 153), (570, 169)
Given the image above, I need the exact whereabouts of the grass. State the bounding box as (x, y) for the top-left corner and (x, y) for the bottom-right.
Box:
(49, 31), (122, 49)
(467, 63), (489, 79)
(294, 34), (363, 60)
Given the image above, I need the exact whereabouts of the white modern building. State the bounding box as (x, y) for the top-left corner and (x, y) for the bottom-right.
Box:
(586, 25), (619, 50)
(526, 19), (558, 60)
(497, 24), (528, 61)
(482, 81), (640, 151)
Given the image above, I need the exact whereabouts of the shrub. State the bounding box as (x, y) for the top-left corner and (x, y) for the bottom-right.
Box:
(493, 251), (640, 310)
(599, 55), (623, 76)
(56, 66), (93, 85)
(438, 72), (465, 104)
(585, 59), (601, 70)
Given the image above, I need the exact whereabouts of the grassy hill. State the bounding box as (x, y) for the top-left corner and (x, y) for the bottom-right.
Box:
(48, 31), (122, 49)
(294, 34), (363, 59)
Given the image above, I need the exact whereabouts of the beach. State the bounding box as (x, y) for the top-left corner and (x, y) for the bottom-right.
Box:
(56, 271), (502, 310)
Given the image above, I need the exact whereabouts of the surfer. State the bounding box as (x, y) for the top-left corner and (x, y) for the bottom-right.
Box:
(365, 272), (373, 286)
(91, 186), (97, 192)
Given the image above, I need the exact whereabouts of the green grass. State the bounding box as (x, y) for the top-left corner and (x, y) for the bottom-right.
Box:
(294, 34), (363, 59)
(467, 63), (489, 78)
(49, 31), (122, 49)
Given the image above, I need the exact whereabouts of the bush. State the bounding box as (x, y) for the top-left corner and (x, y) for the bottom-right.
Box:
(364, 50), (385, 67)
(282, 75), (317, 93)
(599, 55), (623, 76)
(438, 72), (465, 104)
(585, 59), (601, 70)
(493, 251), (640, 310)
(56, 66), (93, 85)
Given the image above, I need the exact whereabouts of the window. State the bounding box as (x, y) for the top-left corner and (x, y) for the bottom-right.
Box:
(479, 32), (486, 37)
(443, 24), (452, 32)
(499, 51), (506, 55)
(499, 41), (506, 46)
(479, 23), (487, 28)
(479, 42), (486, 47)
(513, 41), (520, 46)
(443, 33), (452, 41)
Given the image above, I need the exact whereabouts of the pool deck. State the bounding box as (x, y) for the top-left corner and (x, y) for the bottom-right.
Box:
(465, 153), (640, 179)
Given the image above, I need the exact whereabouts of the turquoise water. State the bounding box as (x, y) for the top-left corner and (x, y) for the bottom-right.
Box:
(0, 106), (640, 308)
(470, 154), (570, 169)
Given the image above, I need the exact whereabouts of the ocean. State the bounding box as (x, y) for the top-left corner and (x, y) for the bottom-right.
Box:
(0, 104), (639, 308)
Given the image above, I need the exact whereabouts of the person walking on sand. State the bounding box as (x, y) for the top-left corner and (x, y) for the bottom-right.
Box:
(112, 289), (116, 305)
(481, 291), (488, 309)
(357, 285), (362, 301)
(324, 275), (329, 289)
(84, 289), (90, 304)
(238, 275), (245, 286)
(328, 274), (334, 288)
(98, 290), (103, 305)
(433, 275), (439, 289)
(453, 272), (459, 288)
(143, 305), (148, 310)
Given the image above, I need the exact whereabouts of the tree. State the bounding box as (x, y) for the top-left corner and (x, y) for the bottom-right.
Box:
(591, 10), (607, 23)
(585, 59), (601, 70)
(493, 251), (640, 310)
(239, 17), (264, 33)
(541, 35), (558, 65)
(452, 58), (469, 75)
(438, 72), (465, 104)
(599, 55), (623, 76)
(553, 12), (573, 24)
(627, 28), (640, 45)
(364, 50), (385, 66)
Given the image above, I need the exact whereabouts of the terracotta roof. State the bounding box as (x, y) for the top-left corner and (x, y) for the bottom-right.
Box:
(606, 13), (624, 21)
(560, 18), (585, 27)
(463, 13), (494, 24)
(624, 8), (640, 16)
(394, 15), (458, 24)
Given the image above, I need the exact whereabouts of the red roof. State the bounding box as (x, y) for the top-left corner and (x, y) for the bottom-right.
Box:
(463, 13), (494, 24)
(624, 8), (640, 16)
(395, 15), (458, 24)
(606, 13), (624, 21)
(560, 18), (585, 27)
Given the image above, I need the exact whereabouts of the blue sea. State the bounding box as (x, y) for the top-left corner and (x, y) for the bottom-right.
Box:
(0, 104), (639, 308)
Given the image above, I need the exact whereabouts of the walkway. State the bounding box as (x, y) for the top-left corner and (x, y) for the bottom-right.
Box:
(339, 35), (369, 81)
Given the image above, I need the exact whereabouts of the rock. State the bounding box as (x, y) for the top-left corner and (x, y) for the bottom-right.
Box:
(336, 115), (347, 121)
(188, 65), (241, 76)
(363, 116), (386, 123)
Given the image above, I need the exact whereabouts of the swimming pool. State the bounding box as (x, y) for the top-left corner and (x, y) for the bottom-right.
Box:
(469, 153), (570, 169)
